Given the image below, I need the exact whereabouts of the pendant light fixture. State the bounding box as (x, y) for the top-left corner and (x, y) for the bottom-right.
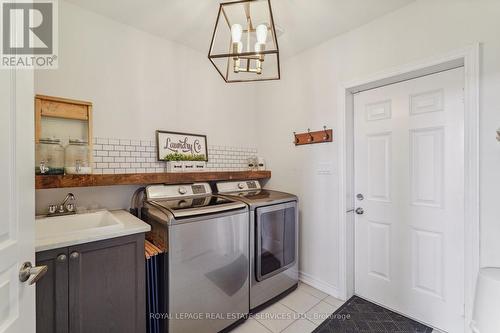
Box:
(208, 0), (280, 83)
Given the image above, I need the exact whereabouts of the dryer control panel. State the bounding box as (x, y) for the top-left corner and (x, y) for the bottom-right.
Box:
(216, 180), (261, 193)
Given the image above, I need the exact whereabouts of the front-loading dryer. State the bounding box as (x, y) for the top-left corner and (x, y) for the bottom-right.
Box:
(216, 180), (298, 311)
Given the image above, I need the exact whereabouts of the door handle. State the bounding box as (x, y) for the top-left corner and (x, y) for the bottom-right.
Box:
(347, 207), (365, 214)
(19, 262), (48, 285)
(355, 207), (364, 215)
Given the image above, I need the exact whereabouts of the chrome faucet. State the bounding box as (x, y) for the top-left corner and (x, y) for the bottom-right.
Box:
(47, 193), (76, 216)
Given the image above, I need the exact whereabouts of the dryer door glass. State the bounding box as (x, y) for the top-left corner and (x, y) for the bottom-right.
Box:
(256, 202), (297, 281)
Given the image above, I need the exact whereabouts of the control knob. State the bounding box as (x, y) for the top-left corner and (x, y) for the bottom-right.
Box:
(238, 182), (245, 190)
(178, 186), (187, 195)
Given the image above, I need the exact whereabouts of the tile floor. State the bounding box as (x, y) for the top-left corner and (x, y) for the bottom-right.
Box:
(231, 282), (344, 333)
(230, 282), (441, 333)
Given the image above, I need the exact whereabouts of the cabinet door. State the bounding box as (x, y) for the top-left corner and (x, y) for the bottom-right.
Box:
(36, 248), (69, 333)
(68, 234), (146, 333)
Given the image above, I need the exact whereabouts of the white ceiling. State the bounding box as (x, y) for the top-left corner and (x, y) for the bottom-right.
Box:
(65, 0), (415, 58)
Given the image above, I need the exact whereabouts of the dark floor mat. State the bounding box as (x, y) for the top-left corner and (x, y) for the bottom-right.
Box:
(313, 296), (434, 333)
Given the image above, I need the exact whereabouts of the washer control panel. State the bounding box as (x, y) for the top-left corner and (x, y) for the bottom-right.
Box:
(191, 184), (207, 194)
(146, 183), (211, 199)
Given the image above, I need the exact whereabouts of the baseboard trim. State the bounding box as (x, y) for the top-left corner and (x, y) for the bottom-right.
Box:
(299, 271), (343, 300)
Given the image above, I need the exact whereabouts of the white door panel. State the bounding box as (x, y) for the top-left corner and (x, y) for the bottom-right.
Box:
(354, 68), (464, 332)
(0, 67), (35, 333)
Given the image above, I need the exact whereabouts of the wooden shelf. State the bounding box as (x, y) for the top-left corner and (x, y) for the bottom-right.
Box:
(36, 170), (271, 189)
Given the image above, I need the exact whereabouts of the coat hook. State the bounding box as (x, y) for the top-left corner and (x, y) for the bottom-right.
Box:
(323, 126), (329, 140)
(307, 128), (314, 142)
(293, 132), (299, 145)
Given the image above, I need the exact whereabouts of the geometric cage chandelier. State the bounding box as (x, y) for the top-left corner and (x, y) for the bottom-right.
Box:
(208, 0), (280, 83)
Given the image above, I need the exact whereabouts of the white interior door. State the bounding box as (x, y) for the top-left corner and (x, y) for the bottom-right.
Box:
(354, 68), (465, 332)
(0, 67), (36, 332)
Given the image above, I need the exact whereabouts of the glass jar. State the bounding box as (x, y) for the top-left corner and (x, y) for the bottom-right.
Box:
(247, 156), (258, 171)
(64, 139), (91, 174)
(35, 138), (65, 175)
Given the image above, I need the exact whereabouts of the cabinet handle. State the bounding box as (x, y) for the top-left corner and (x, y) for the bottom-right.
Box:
(57, 254), (67, 263)
(70, 252), (80, 260)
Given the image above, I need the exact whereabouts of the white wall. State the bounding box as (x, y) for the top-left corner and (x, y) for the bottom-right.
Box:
(256, 0), (500, 295)
(35, 1), (258, 214)
(35, 0), (500, 292)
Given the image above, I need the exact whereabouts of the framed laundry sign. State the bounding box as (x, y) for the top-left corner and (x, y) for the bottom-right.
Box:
(156, 130), (208, 161)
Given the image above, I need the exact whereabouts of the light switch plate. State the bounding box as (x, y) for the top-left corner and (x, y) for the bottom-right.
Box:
(317, 162), (334, 175)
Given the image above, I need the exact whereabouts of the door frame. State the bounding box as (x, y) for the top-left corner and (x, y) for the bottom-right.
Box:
(336, 44), (480, 333)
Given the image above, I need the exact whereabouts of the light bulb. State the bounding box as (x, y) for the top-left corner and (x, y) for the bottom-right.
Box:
(256, 24), (268, 44)
(254, 42), (264, 53)
(231, 24), (243, 43)
(233, 41), (243, 55)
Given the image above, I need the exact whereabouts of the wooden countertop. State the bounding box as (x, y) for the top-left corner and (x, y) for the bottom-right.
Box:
(36, 170), (271, 189)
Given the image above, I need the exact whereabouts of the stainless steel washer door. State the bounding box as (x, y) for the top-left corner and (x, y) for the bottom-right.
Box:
(168, 210), (249, 333)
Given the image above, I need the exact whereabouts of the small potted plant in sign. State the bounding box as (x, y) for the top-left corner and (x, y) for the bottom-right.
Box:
(164, 153), (184, 172)
(164, 153), (207, 173)
(192, 154), (207, 172)
(182, 154), (207, 172)
(182, 155), (196, 172)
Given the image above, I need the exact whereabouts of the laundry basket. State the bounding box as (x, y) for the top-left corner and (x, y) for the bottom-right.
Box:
(471, 267), (500, 333)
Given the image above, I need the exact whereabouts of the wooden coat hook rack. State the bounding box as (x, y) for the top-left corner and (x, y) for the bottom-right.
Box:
(293, 126), (333, 146)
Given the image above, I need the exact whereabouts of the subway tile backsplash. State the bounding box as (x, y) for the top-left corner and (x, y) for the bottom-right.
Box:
(92, 137), (257, 174)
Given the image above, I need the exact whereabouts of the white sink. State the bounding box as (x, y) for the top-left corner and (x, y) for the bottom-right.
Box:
(35, 209), (150, 252)
(36, 210), (124, 240)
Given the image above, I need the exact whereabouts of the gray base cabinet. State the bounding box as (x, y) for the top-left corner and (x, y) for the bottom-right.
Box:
(36, 234), (146, 333)
(36, 247), (69, 333)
